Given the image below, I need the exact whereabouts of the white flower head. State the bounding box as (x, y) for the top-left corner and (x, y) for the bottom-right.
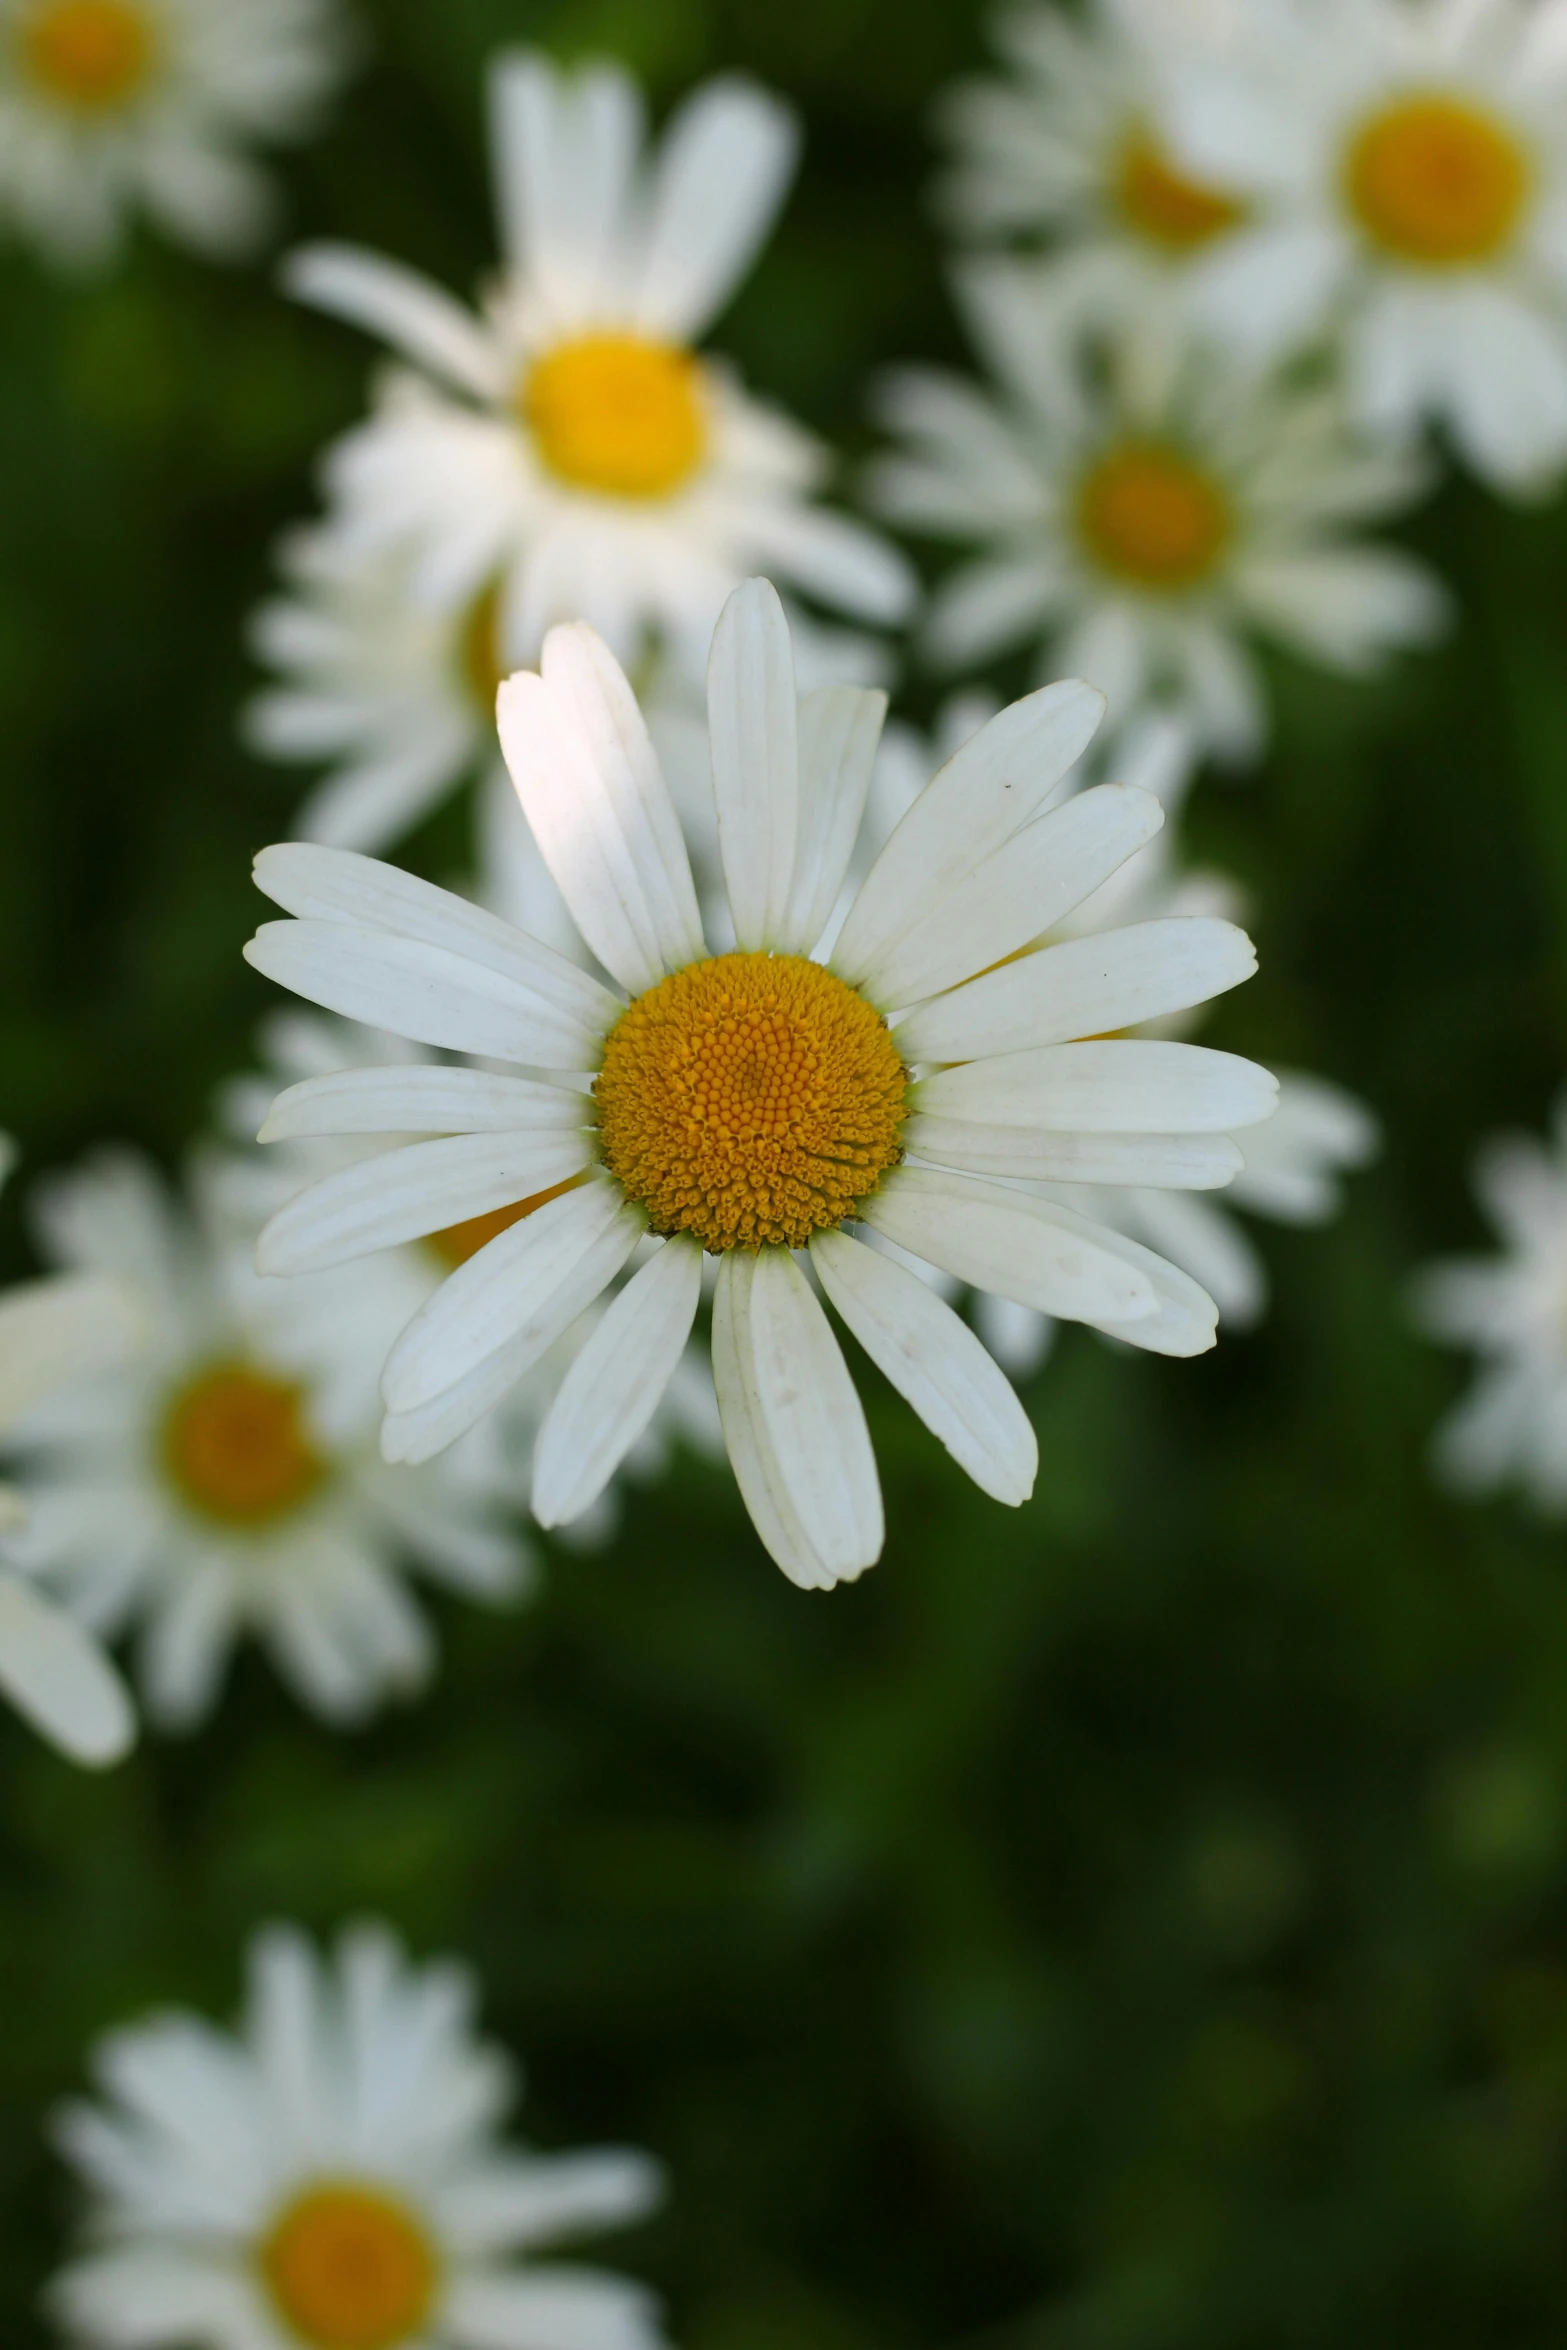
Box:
(281, 49), (912, 710)
(1168, 0), (1567, 494)
(1414, 1095), (1567, 1511)
(870, 263), (1448, 762)
(0, 0), (351, 269)
(244, 577), (1280, 1592)
(51, 1919), (667, 2350)
(0, 1135), (140, 1764)
(4, 1148), (531, 1730)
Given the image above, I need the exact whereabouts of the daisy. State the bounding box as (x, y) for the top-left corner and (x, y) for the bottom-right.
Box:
(1413, 1096), (1567, 1511)
(51, 1918), (666, 2350)
(0, 0), (349, 269)
(936, 0), (1254, 327)
(243, 577), (1278, 1591)
(1167, 0), (1567, 494)
(0, 1135), (139, 1763)
(4, 1147), (530, 1729)
(869, 262), (1447, 761)
(281, 47), (912, 705)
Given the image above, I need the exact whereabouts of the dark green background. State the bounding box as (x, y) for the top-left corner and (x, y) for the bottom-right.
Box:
(6, 2), (1567, 2343)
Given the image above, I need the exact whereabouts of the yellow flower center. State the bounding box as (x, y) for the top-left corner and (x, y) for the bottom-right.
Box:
(19, 0), (155, 109)
(426, 1176), (586, 1268)
(1345, 93), (1529, 266)
(261, 2184), (437, 2350)
(521, 333), (709, 500)
(1114, 126), (1245, 253)
(595, 951), (907, 1252)
(161, 1364), (324, 1528)
(457, 579), (506, 717)
(1076, 440), (1232, 591)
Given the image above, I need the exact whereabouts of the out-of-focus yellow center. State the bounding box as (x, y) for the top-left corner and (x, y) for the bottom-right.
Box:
(595, 951), (907, 1252)
(521, 333), (708, 500)
(161, 1365), (323, 1527)
(19, 0), (154, 108)
(1076, 440), (1232, 591)
(1114, 126), (1245, 252)
(261, 2184), (436, 2350)
(426, 1176), (586, 1268)
(1345, 93), (1529, 266)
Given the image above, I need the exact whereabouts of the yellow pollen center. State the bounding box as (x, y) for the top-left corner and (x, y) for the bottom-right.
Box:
(1114, 126), (1245, 252)
(161, 1364), (324, 1527)
(595, 952), (907, 1252)
(19, 0), (154, 108)
(426, 1176), (585, 1268)
(1076, 440), (1232, 591)
(457, 579), (506, 717)
(1345, 93), (1529, 266)
(261, 2185), (436, 2350)
(521, 333), (709, 500)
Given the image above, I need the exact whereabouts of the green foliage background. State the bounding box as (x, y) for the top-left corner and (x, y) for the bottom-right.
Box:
(6, 1), (1567, 2342)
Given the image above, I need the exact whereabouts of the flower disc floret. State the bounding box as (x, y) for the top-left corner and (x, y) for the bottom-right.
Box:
(161, 1363), (324, 1527)
(595, 952), (907, 1252)
(18, 0), (154, 109)
(1345, 93), (1530, 267)
(1077, 441), (1232, 590)
(521, 333), (709, 500)
(1114, 127), (1244, 253)
(261, 2182), (437, 2350)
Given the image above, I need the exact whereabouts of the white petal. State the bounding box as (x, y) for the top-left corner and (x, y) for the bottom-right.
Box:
(437, 2151), (664, 2257)
(861, 1167), (1158, 1324)
(446, 2267), (664, 2350)
(860, 785), (1166, 1011)
(498, 626), (706, 996)
(0, 1574), (135, 1767)
(0, 1274), (142, 1434)
(48, 2250), (267, 2350)
(710, 1256), (834, 1590)
(629, 79), (800, 338)
(832, 680), (1106, 988)
(489, 53), (643, 316)
(913, 1041), (1278, 1133)
(707, 579), (800, 953)
(810, 1230), (1036, 1505)
(904, 1120), (1245, 1188)
(258, 1135), (596, 1275)
(382, 1181), (644, 1415)
(259, 1067), (588, 1143)
(777, 686), (888, 954)
(284, 244), (506, 400)
(1123, 1188), (1265, 1329)
(532, 1238), (703, 1527)
(896, 918), (1259, 1062)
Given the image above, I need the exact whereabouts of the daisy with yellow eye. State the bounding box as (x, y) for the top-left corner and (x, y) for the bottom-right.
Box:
(1167, 0), (1567, 493)
(50, 1920), (667, 2350)
(869, 265), (1446, 761)
(244, 578), (1277, 1592)
(281, 48), (911, 705)
(3, 1148), (530, 1729)
(0, 0), (348, 268)
(937, 0), (1253, 327)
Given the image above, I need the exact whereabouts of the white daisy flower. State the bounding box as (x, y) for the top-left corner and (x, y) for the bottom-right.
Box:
(0, 1135), (139, 1764)
(4, 1148), (530, 1730)
(281, 47), (912, 706)
(1413, 1095), (1567, 1511)
(1168, 0), (1567, 494)
(243, 577), (1278, 1591)
(51, 1919), (666, 2350)
(936, 0), (1254, 328)
(870, 263), (1447, 761)
(0, 0), (350, 270)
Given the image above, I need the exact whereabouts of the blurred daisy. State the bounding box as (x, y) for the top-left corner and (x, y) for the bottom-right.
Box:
(283, 48), (911, 703)
(4, 1148), (529, 1729)
(244, 578), (1277, 1591)
(51, 1919), (666, 2350)
(870, 265), (1446, 761)
(1414, 1097), (1567, 1511)
(1169, 0), (1567, 493)
(0, 0), (349, 269)
(937, 0), (1252, 327)
(0, 1136), (139, 1763)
